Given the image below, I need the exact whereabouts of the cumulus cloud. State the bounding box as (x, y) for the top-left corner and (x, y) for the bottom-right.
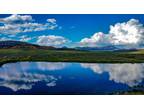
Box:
(0, 14), (58, 35)
(80, 19), (144, 48)
(37, 35), (69, 46)
(81, 63), (144, 87)
(80, 32), (109, 47)
(109, 19), (144, 47)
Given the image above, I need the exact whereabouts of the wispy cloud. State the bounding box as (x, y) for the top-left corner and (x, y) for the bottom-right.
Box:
(47, 18), (57, 24)
(0, 14), (58, 35)
(19, 35), (32, 42)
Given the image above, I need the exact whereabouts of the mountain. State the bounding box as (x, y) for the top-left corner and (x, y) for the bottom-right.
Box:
(0, 40), (56, 50)
(114, 48), (138, 52)
(0, 40), (139, 51)
(56, 46), (76, 50)
(76, 46), (118, 51)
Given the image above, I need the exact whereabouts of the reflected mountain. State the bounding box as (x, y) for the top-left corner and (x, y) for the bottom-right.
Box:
(81, 63), (144, 87)
(0, 62), (67, 91)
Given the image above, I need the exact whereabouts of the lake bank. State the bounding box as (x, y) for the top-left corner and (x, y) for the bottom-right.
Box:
(1, 49), (144, 66)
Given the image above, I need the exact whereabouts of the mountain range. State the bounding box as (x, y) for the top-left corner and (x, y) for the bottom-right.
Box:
(76, 46), (118, 51)
(0, 40), (139, 51)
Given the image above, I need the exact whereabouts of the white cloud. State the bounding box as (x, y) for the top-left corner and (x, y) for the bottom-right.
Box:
(0, 24), (22, 34)
(0, 14), (58, 35)
(37, 35), (69, 46)
(0, 37), (12, 41)
(80, 32), (109, 47)
(47, 18), (56, 24)
(0, 14), (33, 24)
(80, 19), (144, 48)
(0, 35), (33, 42)
(19, 35), (32, 42)
(109, 19), (144, 47)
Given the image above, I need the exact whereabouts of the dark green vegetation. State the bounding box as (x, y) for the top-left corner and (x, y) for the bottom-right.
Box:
(1, 48), (144, 66)
(112, 85), (144, 95)
(111, 90), (144, 95)
(118, 90), (144, 95)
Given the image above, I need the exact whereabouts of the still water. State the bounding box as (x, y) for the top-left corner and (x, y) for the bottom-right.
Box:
(0, 62), (144, 94)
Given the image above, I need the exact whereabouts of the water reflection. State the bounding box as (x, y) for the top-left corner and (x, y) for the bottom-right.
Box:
(81, 63), (144, 87)
(37, 62), (68, 71)
(0, 62), (66, 91)
(0, 62), (144, 93)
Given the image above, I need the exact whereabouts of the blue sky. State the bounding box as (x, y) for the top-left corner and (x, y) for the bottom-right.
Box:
(0, 14), (144, 48)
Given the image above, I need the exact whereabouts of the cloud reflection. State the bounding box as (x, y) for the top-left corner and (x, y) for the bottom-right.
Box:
(81, 63), (144, 87)
(37, 62), (68, 71)
(0, 62), (66, 91)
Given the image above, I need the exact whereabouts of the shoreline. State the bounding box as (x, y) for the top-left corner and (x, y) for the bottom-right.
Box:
(1, 49), (144, 66)
(1, 59), (144, 67)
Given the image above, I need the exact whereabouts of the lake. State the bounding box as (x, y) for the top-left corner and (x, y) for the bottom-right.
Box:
(0, 62), (144, 94)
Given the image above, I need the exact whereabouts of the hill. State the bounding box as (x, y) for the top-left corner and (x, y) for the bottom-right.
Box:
(0, 40), (56, 50)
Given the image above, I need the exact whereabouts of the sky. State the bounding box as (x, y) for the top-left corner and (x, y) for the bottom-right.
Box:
(0, 14), (144, 48)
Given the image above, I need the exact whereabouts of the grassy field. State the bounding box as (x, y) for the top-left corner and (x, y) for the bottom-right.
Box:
(1, 48), (144, 65)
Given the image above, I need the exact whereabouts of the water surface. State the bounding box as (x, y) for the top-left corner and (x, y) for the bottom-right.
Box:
(0, 62), (144, 94)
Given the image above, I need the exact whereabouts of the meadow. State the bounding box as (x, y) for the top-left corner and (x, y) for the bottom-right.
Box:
(1, 48), (144, 66)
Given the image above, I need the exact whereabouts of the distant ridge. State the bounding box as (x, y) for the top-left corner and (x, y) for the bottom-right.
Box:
(76, 46), (118, 51)
(0, 40), (140, 51)
(0, 40), (56, 50)
(75, 46), (141, 52)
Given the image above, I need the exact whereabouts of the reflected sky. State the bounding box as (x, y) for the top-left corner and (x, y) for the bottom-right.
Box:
(0, 62), (66, 91)
(81, 63), (144, 87)
(0, 62), (144, 94)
